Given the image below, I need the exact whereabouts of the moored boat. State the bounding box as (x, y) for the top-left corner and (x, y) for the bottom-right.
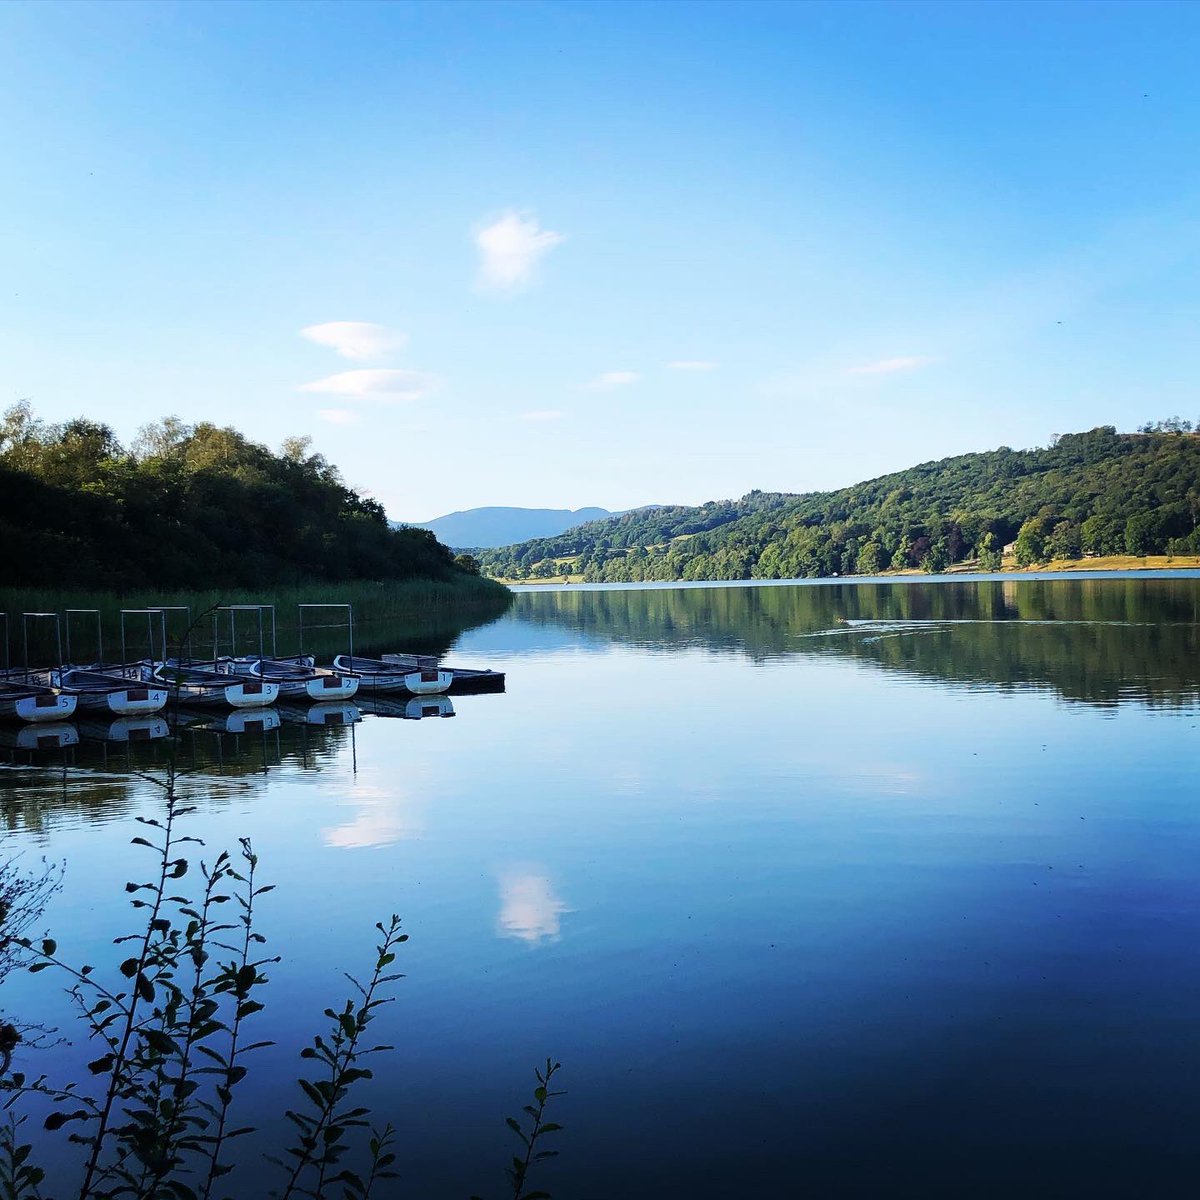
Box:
(0, 679), (78, 723)
(50, 669), (169, 716)
(234, 658), (358, 701)
(332, 654), (451, 695)
(380, 653), (505, 694)
(151, 661), (280, 709)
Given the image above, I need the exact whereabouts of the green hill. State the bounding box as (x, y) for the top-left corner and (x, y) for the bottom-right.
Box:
(0, 403), (502, 592)
(478, 425), (1200, 582)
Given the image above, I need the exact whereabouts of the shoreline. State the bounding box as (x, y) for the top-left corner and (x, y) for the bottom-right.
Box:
(501, 557), (1200, 590)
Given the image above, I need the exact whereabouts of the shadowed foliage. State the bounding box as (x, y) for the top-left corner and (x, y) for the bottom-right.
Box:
(0, 405), (499, 591)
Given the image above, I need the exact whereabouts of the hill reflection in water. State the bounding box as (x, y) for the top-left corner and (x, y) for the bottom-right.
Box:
(2, 577), (1200, 1196)
(510, 577), (1200, 708)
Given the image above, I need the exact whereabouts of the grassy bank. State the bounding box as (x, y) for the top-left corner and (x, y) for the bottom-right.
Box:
(0, 575), (512, 662)
(998, 553), (1200, 573)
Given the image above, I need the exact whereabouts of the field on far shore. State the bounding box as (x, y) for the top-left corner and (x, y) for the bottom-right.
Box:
(498, 555), (1200, 587)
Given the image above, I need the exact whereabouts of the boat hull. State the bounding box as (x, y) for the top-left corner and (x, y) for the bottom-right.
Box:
(155, 674), (280, 709)
(53, 670), (170, 716)
(269, 675), (358, 701)
(230, 659), (357, 701)
(380, 655), (505, 694)
(332, 655), (451, 695)
(0, 692), (78, 723)
(75, 688), (170, 716)
(404, 669), (453, 695)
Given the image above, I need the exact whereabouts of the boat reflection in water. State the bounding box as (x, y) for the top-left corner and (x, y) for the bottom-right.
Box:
(195, 707), (283, 736)
(278, 701), (362, 728)
(358, 695), (456, 721)
(0, 683), (500, 797)
(0, 721), (80, 752)
(77, 715), (171, 744)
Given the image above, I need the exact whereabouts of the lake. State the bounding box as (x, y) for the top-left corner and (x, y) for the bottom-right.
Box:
(3, 575), (1200, 1197)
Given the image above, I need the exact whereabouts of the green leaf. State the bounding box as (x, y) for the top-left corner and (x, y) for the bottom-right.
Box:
(143, 1029), (177, 1055)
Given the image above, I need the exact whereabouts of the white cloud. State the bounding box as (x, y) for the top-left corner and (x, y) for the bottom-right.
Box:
(497, 869), (570, 945)
(300, 321), (407, 361)
(585, 370), (640, 390)
(847, 356), (936, 376)
(316, 408), (361, 425)
(520, 409), (563, 421)
(475, 211), (565, 291)
(299, 369), (436, 403)
(668, 360), (718, 371)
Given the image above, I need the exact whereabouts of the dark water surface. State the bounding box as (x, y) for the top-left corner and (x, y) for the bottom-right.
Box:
(3, 576), (1200, 1197)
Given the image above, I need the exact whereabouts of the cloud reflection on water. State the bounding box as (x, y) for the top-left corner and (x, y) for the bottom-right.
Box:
(323, 780), (423, 849)
(497, 868), (570, 945)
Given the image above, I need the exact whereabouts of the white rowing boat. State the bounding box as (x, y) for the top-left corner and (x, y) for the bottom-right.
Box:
(0, 679), (77, 723)
(332, 654), (451, 695)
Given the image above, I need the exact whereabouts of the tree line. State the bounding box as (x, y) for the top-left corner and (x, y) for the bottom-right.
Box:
(0, 403), (488, 590)
(477, 425), (1200, 581)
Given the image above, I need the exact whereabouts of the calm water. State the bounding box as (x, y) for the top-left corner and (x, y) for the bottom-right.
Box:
(3, 576), (1200, 1197)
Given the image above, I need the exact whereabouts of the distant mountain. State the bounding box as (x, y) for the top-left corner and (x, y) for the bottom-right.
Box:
(402, 506), (620, 549)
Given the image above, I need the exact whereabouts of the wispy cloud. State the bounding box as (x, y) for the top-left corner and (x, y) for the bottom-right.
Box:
(668, 360), (718, 371)
(300, 321), (407, 361)
(520, 409), (563, 421)
(584, 370), (640, 390)
(475, 211), (565, 291)
(299, 369), (436, 403)
(316, 408), (361, 425)
(847, 356), (936, 376)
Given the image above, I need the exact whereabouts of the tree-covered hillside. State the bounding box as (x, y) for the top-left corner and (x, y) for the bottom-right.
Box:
(478, 426), (1200, 582)
(0, 403), (494, 590)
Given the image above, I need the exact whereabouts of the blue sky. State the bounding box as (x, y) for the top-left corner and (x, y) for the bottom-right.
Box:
(2, 0), (1198, 521)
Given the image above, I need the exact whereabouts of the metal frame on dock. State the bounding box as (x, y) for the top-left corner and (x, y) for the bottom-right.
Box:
(297, 603), (354, 662)
(21, 612), (64, 679)
(64, 609), (103, 667)
(151, 607), (194, 661)
(119, 609), (169, 674)
(217, 604), (276, 663)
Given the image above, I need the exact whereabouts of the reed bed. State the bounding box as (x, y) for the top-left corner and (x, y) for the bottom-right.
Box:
(0, 576), (511, 664)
